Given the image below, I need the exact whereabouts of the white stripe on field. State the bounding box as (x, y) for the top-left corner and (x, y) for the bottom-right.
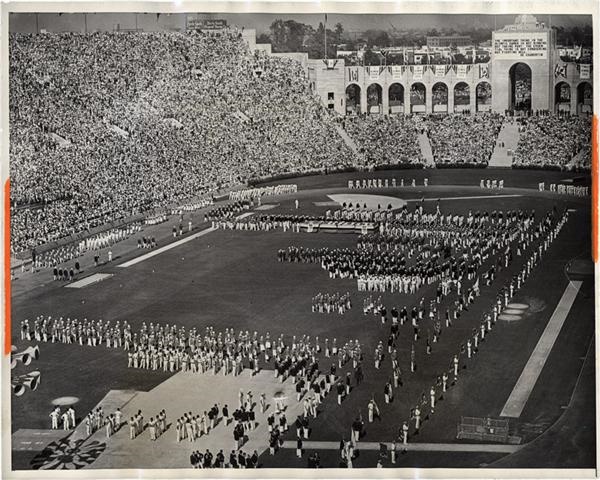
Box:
(500, 281), (582, 418)
(65, 273), (114, 288)
(117, 227), (216, 268)
(405, 194), (522, 202)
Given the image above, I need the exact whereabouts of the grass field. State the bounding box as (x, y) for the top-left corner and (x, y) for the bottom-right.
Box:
(9, 168), (595, 470)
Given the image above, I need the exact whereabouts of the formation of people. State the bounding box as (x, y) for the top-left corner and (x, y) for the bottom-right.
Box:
(540, 183), (589, 196)
(229, 185), (297, 201)
(328, 206), (570, 466)
(348, 177), (424, 189)
(190, 449), (259, 468)
(311, 292), (352, 314)
(279, 202), (533, 295)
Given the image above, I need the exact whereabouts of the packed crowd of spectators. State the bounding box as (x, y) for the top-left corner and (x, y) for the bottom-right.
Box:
(9, 29), (354, 254)
(512, 114), (592, 170)
(10, 29), (592, 254)
(343, 115), (424, 166)
(421, 113), (504, 165)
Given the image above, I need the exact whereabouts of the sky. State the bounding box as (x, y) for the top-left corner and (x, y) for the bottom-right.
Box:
(9, 12), (592, 35)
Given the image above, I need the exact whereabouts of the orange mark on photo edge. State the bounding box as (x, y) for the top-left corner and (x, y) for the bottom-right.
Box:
(593, 116), (598, 263)
(4, 179), (10, 355)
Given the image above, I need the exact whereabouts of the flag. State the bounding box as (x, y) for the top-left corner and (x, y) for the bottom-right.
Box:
(348, 68), (359, 83)
(369, 66), (380, 81)
(479, 64), (489, 79)
(413, 65), (423, 80)
(554, 63), (567, 79)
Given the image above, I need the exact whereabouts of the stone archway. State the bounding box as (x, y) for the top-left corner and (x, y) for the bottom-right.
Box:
(389, 83), (405, 114)
(345, 84), (361, 115)
(432, 82), (449, 113)
(367, 83), (383, 114)
(410, 83), (426, 113)
(509, 62), (532, 112)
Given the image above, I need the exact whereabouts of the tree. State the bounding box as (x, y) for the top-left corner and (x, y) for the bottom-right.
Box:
(256, 33), (271, 44)
(334, 22), (344, 42)
(363, 48), (382, 66)
(270, 19), (287, 52)
(306, 22), (336, 59)
(269, 19), (310, 53)
(364, 29), (390, 48)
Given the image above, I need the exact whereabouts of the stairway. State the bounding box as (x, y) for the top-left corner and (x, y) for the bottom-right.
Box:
(334, 124), (362, 163)
(418, 133), (435, 166)
(567, 146), (591, 169)
(489, 120), (520, 168)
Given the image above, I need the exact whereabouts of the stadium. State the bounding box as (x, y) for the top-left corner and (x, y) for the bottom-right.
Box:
(4, 10), (596, 474)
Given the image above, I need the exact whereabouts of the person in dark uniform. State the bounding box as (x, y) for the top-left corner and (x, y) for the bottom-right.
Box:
(250, 450), (258, 468)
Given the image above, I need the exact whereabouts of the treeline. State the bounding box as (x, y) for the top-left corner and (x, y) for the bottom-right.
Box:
(257, 20), (593, 58)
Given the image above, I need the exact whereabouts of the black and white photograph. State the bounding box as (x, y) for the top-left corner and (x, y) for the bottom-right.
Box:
(1, 1), (597, 476)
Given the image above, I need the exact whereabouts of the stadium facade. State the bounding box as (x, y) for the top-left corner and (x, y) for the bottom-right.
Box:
(304, 15), (593, 116)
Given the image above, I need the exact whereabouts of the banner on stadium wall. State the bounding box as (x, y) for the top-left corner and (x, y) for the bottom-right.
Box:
(435, 65), (446, 77)
(391, 65), (403, 80)
(413, 65), (424, 80)
(554, 63), (567, 79)
(369, 66), (380, 81)
(479, 64), (489, 79)
(456, 64), (468, 79)
(579, 64), (591, 80)
(348, 68), (359, 83)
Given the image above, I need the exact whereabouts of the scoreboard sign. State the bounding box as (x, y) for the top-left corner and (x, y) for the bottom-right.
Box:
(493, 32), (548, 59)
(187, 18), (228, 30)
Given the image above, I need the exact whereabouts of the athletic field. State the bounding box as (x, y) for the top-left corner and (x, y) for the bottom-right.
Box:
(9, 168), (595, 470)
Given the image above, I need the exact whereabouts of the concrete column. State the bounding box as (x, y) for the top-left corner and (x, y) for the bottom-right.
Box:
(382, 85), (390, 115)
(425, 85), (433, 114)
(448, 85), (455, 113)
(360, 85), (367, 115)
(570, 85), (578, 115)
(404, 85), (411, 115)
(469, 88), (477, 114)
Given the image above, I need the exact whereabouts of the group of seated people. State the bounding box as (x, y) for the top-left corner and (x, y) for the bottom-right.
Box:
(9, 29), (354, 254)
(343, 115), (424, 166)
(9, 29), (593, 256)
(512, 113), (592, 170)
(419, 113), (504, 165)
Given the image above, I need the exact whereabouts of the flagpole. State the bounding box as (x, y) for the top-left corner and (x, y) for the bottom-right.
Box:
(324, 13), (327, 59)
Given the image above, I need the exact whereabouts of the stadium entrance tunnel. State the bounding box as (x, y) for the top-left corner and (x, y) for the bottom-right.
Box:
(509, 63), (532, 112)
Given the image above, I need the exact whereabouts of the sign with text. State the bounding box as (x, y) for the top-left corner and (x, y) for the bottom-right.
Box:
(391, 66), (403, 80)
(493, 32), (548, 59)
(187, 18), (228, 30)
